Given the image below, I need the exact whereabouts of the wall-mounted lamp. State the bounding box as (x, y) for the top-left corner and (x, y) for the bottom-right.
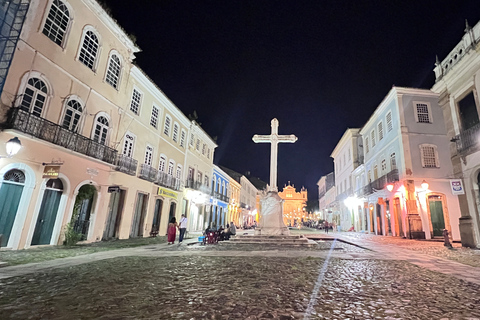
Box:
(386, 183), (394, 192)
(421, 180), (429, 190)
(3, 137), (22, 158)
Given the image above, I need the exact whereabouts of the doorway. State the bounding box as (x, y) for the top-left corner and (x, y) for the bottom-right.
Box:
(103, 189), (125, 240)
(130, 193), (149, 238)
(168, 201), (176, 223)
(385, 200), (392, 235)
(72, 184), (97, 241)
(428, 195), (445, 237)
(32, 179), (64, 245)
(376, 203), (383, 235)
(151, 198), (163, 235)
(0, 169), (25, 247)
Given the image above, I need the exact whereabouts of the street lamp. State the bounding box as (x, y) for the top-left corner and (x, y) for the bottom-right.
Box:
(421, 180), (429, 190)
(3, 137), (22, 157)
(386, 183), (394, 192)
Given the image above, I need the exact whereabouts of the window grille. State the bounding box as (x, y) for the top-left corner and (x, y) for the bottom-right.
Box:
(150, 105), (159, 128)
(93, 116), (109, 144)
(79, 31), (99, 70)
(386, 112), (393, 132)
(145, 146), (153, 165)
(130, 89), (142, 114)
(20, 78), (48, 117)
(378, 122), (384, 140)
(416, 103), (431, 123)
(164, 115), (171, 136)
(122, 133), (134, 157)
(106, 54), (121, 89)
(62, 99), (82, 131)
(43, 0), (70, 46)
(421, 145), (438, 168)
(173, 123), (179, 142)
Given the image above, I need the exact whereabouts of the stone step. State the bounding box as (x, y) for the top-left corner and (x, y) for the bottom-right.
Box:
(223, 240), (316, 247)
(229, 237), (311, 243)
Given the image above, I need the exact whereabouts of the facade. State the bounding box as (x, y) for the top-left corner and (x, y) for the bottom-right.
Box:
(330, 128), (362, 231)
(355, 87), (461, 240)
(0, 0), (216, 249)
(210, 165), (230, 229)
(317, 172), (335, 221)
(278, 183), (307, 226)
(431, 20), (480, 247)
(226, 174), (241, 227)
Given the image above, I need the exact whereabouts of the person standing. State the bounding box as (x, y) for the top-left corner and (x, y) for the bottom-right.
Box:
(178, 214), (188, 243)
(324, 221), (329, 234)
(167, 217), (178, 244)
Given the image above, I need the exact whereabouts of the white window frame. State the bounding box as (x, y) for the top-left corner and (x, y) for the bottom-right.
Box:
(420, 144), (440, 168)
(365, 137), (369, 153)
(176, 164), (182, 180)
(180, 129), (186, 148)
(164, 114), (172, 136)
(150, 104), (159, 128)
(378, 121), (384, 141)
(144, 145), (153, 166)
(130, 87), (142, 115)
(390, 153), (397, 170)
(172, 122), (179, 142)
(414, 101), (433, 124)
(202, 143), (206, 155)
(91, 112), (110, 145)
(105, 50), (122, 89)
(42, 0), (72, 48)
(77, 25), (101, 71)
(61, 95), (84, 132)
(122, 131), (136, 158)
(190, 133), (195, 147)
(158, 154), (167, 173)
(386, 111), (393, 132)
(196, 139), (200, 151)
(371, 130), (376, 147)
(167, 159), (175, 176)
(18, 74), (50, 117)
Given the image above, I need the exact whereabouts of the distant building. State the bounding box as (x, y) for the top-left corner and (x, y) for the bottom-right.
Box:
(278, 182), (307, 226)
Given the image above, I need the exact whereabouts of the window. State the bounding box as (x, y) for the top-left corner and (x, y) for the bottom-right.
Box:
(20, 77), (48, 117)
(150, 105), (159, 128)
(390, 153), (397, 170)
(196, 139), (200, 151)
(164, 115), (171, 136)
(79, 29), (99, 70)
(197, 171), (203, 183)
(386, 111), (393, 132)
(180, 129), (186, 148)
(168, 160), (175, 175)
(205, 175), (209, 187)
(42, 0), (70, 46)
(92, 115), (109, 145)
(144, 145), (153, 166)
(365, 137), (369, 153)
(173, 123), (179, 142)
(122, 133), (135, 157)
(217, 178), (221, 192)
(414, 102), (432, 123)
(130, 88), (142, 115)
(105, 53), (121, 89)
(368, 170), (372, 182)
(188, 167), (194, 180)
(458, 92), (479, 130)
(420, 144), (439, 168)
(202, 143), (206, 155)
(381, 159), (387, 172)
(207, 148), (211, 159)
(159, 155), (167, 172)
(378, 122), (384, 141)
(373, 165), (378, 180)
(371, 130), (376, 147)
(62, 98), (82, 131)
(190, 133), (195, 146)
(176, 165), (182, 180)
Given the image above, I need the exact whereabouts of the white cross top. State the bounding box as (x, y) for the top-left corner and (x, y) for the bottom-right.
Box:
(252, 118), (297, 192)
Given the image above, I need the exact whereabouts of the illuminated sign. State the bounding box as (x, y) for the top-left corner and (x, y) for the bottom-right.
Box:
(158, 187), (177, 199)
(450, 179), (464, 195)
(42, 165), (60, 179)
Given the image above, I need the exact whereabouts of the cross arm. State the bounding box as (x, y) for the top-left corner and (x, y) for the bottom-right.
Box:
(277, 134), (298, 143)
(252, 134), (272, 143)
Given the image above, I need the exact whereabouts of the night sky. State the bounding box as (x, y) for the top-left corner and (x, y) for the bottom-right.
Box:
(102, 0), (480, 200)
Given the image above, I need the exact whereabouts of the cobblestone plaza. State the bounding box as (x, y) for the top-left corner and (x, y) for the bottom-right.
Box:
(1, 230), (480, 319)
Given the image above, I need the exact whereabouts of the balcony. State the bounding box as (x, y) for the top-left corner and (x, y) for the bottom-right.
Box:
(357, 169), (399, 196)
(115, 154), (137, 176)
(212, 191), (229, 203)
(156, 171), (181, 191)
(6, 108), (117, 164)
(185, 179), (209, 193)
(138, 164), (157, 182)
(452, 123), (480, 156)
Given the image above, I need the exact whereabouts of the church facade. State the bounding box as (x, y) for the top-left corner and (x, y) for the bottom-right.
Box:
(278, 183), (307, 226)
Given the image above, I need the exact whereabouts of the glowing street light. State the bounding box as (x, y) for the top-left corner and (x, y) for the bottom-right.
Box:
(386, 183), (394, 192)
(421, 180), (429, 190)
(4, 137), (22, 158)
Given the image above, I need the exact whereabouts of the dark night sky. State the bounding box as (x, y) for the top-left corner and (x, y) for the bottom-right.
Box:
(102, 0), (480, 200)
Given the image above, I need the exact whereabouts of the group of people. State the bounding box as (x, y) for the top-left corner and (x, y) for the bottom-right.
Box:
(167, 214), (188, 245)
(205, 222), (237, 242)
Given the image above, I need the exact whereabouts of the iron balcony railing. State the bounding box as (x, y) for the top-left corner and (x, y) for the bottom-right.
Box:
(357, 169), (399, 196)
(138, 164), (157, 182)
(185, 179), (209, 193)
(7, 108), (117, 164)
(156, 171), (182, 191)
(452, 122), (480, 155)
(318, 190), (326, 199)
(212, 191), (229, 203)
(115, 154), (137, 176)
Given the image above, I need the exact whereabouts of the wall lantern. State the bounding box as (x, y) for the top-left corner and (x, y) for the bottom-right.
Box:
(386, 183), (394, 192)
(421, 180), (429, 190)
(4, 137), (22, 157)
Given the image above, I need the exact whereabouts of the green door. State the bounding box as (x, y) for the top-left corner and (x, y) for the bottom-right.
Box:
(0, 182), (24, 247)
(429, 196), (445, 237)
(32, 179), (63, 245)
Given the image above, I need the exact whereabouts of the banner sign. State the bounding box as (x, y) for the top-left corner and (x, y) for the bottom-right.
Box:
(450, 179), (465, 195)
(42, 166), (60, 179)
(158, 187), (177, 199)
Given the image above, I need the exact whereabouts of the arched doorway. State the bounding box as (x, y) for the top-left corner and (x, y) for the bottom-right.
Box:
(151, 198), (163, 235)
(32, 178), (64, 245)
(428, 195), (446, 237)
(72, 184), (97, 241)
(0, 169), (25, 247)
(130, 192), (148, 238)
(376, 203), (383, 235)
(168, 201), (176, 222)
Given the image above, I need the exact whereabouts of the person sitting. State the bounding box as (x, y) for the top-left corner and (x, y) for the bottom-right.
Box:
(217, 225), (225, 241)
(219, 224), (228, 241)
(225, 221), (236, 240)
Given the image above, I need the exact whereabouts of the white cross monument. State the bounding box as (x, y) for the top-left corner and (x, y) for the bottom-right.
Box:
(252, 118), (297, 235)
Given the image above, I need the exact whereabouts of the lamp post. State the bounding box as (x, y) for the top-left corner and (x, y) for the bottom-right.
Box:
(3, 137), (22, 158)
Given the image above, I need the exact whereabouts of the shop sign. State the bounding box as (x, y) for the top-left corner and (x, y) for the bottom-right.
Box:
(108, 186), (120, 193)
(450, 179), (465, 195)
(158, 187), (177, 199)
(42, 165), (60, 179)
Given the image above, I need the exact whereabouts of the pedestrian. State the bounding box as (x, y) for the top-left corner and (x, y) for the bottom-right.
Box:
(178, 214), (187, 243)
(324, 221), (329, 234)
(167, 216), (178, 244)
(225, 221), (236, 240)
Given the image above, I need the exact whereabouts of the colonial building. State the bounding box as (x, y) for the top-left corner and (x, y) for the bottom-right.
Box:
(278, 182), (307, 226)
(330, 128), (363, 231)
(0, 0), (216, 249)
(317, 172), (335, 221)
(210, 165), (230, 229)
(355, 87), (461, 240)
(431, 20), (480, 248)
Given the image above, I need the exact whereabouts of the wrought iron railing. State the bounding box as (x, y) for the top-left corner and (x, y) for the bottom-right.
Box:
(185, 179), (209, 193)
(452, 123), (480, 155)
(156, 171), (181, 191)
(357, 169), (399, 196)
(138, 164), (157, 182)
(7, 108), (117, 164)
(212, 191), (229, 203)
(115, 154), (137, 176)
(73, 219), (90, 241)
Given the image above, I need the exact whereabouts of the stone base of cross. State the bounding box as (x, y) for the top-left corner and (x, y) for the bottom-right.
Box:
(252, 118), (297, 235)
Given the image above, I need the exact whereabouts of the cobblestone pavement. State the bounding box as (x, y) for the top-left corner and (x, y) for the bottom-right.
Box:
(1, 232), (480, 319)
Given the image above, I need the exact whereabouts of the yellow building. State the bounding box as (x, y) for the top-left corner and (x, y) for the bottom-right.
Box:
(278, 183), (307, 226)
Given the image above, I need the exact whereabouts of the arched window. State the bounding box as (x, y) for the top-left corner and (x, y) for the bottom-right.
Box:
(105, 53), (121, 89)
(79, 29), (99, 70)
(168, 160), (175, 175)
(176, 165), (182, 180)
(158, 155), (166, 173)
(42, 0), (70, 46)
(93, 115), (109, 145)
(20, 77), (48, 117)
(62, 99), (83, 131)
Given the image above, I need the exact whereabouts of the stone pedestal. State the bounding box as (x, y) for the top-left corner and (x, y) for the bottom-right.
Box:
(254, 191), (290, 236)
(407, 214), (425, 239)
(459, 216), (477, 248)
